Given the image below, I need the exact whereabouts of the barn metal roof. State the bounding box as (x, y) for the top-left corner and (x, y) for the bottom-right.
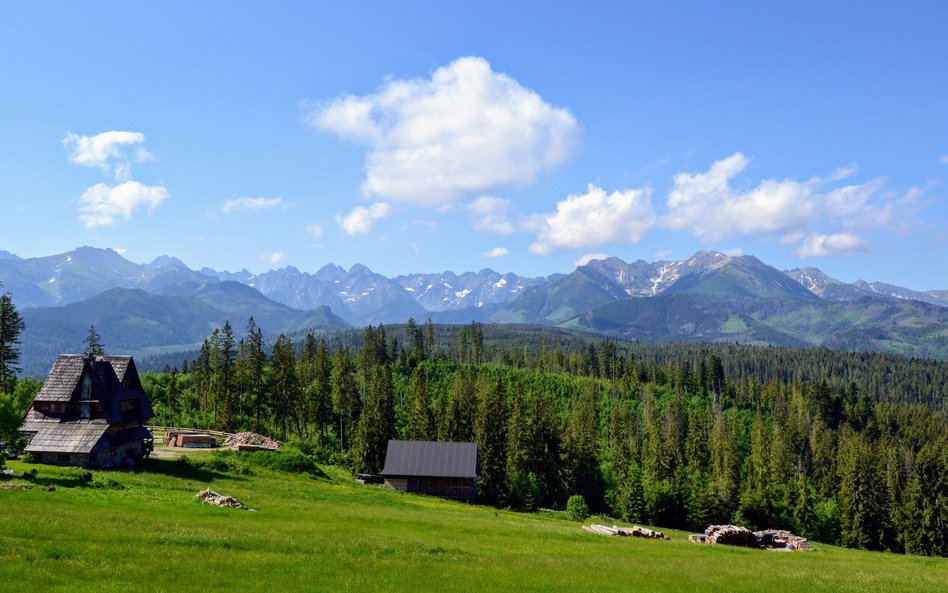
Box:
(381, 440), (478, 479)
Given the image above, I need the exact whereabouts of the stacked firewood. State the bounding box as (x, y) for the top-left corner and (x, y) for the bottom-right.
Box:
(583, 524), (670, 540)
(704, 524), (759, 547)
(690, 525), (815, 551)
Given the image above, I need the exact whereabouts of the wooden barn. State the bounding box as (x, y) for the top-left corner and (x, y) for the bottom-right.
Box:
(380, 440), (478, 503)
(19, 353), (154, 468)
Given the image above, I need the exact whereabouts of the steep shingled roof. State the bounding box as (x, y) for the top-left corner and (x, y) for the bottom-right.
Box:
(381, 440), (478, 479)
(33, 355), (85, 402)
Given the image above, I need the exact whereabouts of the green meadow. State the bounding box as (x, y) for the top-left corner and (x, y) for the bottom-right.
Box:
(1, 453), (945, 593)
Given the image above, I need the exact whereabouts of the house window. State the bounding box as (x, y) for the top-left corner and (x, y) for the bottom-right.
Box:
(123, 379), (133, 390)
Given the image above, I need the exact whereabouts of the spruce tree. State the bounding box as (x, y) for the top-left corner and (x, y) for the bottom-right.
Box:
(405, 366), (434, 440)
(475, 376), (508, 506)
(0, 285), (25, 394)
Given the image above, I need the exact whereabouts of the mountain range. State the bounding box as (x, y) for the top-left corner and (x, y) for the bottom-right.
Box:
(2, 246), (947, 375)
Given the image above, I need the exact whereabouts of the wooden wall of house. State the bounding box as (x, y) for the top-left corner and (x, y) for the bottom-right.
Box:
(383, 476), (476, 503)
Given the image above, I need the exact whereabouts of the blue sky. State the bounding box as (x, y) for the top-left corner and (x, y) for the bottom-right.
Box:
(1, 1), (946, 289)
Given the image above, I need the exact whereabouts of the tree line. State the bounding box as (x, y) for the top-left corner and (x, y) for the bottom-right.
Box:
(135, 317), (947, 557)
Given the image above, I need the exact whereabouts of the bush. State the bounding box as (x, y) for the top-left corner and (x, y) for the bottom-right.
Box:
(22, 468), (38, 481)
(78, 470), (93, 484)
(246, 450), (318, 474)
(566, 494), (590, 522)
(20, 453), (34, 464)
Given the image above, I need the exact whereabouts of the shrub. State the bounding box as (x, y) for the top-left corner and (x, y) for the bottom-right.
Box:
(20, 453), (34, 464)
(78, 470), (93, 484)
(566, 494), (590, 522)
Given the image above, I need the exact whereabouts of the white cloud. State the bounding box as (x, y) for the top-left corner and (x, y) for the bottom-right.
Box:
(306, 223), (324, 236)
(575, 253), (609, 266)
(268, 252), (285, 263)
(662, 153), (926, 257)
(63, 131), (154, 180)
(114, 247), (127, 257)
(482, 247), (509, 258)
(940, 155), (948, 165)
(308, 56), (579, 205)
(222, 197), (284, 213)
(796, 233), (868, 258)
(78, 181), (168, 228)
(529, 184), (656, 254)
(664, 153), (814, 242)
(722, 247), (744, 256)
(336, 202), (391, 235)
(467, 196), (514, 235)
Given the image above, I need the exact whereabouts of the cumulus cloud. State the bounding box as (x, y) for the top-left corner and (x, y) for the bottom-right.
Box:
(663, 152), (924, 257)
(467, 196), (514, 235)
(664, 153), (814, 242)
(268, 252), (285, 263)
(63, 131), (154, 180)
(482, 247), (509, 258)
(796, 233), (868, 258)
(222, 197), (284, 213)
(336, 202), (391, 235)
(575, 253), (609, 266)
(78, 181), (168, 228)
(529, 184), (656, 254)
(306, 223), (324, 236)
(308, 56), (579, 205)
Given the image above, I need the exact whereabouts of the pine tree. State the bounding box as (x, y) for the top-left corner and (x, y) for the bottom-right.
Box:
(838, 430), (888, 550)
(331, 348), (360, 451)
(0, 285), (25, 394)
(475, 376), (508, 506)
(353, 364), (395, 474)
(900, 442), (947, 556)
(84, 324), (105, 355)
(270, 334), (299, 440)
(405, 366), (434, 440)
(441, 367), (477, 442)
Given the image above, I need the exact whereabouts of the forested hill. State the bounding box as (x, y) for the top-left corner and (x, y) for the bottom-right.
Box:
(119, 320), (948, 557)
(141, 323), (948, 412)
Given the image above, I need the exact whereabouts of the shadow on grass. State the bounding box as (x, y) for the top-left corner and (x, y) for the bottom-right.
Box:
(124, 457), (244, 483)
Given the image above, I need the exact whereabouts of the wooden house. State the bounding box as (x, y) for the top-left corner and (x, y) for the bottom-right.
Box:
(19, 353), (154, 468)
(380, 440), (478, 503)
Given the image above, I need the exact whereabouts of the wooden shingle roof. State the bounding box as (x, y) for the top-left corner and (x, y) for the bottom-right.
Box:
(23, 422), (108, 454)
(381, 440), (478, 479)
(34, 355), (85, 402)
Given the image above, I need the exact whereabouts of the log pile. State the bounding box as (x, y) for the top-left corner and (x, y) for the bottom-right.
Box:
(690, 525), (815, 551)
(755, 529), (814, 551)
(223, 432), (281, 451)
(195, 488), (256, 510)
(583, 524), (670, 540)
(704, 524), (759, 547)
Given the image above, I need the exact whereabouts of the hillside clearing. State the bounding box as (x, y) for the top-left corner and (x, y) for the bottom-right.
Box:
(1, 458), (944, 593)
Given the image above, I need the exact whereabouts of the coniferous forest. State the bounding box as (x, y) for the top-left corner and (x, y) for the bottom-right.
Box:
(121, 318), (948, 557)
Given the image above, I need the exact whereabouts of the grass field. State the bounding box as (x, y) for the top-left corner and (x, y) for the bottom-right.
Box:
(1, 453), (945, 593)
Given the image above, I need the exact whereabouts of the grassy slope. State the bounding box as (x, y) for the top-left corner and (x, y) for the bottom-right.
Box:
(1, 458), (945, 593)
